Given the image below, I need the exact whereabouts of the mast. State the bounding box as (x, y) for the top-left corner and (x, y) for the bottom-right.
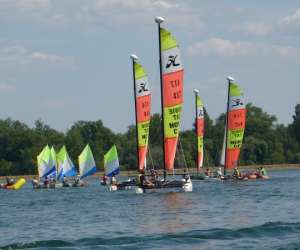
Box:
(194, 88), (199, 175)
(130, 54), (140, 172)
(224, 76), (234, 176)
(155, 16), (167, 181)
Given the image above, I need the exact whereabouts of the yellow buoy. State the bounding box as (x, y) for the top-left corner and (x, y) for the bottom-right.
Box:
(6, 178), (27, 190)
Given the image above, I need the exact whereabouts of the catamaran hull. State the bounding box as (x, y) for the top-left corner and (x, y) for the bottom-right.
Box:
(135, 179), (193, 194)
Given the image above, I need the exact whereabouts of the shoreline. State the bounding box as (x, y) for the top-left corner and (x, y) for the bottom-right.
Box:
(1, 163), (300, 180)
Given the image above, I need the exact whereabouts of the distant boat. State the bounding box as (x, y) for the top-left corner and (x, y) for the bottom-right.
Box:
(56, 146), (77, 180)
(78, 144), (97, 181)
(221, 77), (246, 178)
(190, 89), (206, 180)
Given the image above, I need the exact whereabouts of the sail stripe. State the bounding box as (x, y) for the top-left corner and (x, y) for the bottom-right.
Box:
(160, 27), (183, 170)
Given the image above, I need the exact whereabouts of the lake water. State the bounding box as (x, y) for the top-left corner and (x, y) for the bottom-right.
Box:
(1, 169), (300, 249)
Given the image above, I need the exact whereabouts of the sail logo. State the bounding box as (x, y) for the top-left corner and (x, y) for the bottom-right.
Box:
(166, 55), (180, 68)
(231, 98), (243, 107)
(138, 82), (149, 93)
(162, 47), (183, 74)
(136, 77), (150, 97)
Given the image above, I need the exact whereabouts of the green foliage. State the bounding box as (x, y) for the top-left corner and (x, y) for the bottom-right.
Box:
(0, 103), (299, 175)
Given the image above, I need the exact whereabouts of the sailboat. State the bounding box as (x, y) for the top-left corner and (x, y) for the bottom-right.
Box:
(33, 145), (57, 188)
(104, 145), (120, 191)
(56, 146), (77, 182)
(77, 144), (97, 186)
(37, 145), (56, 179)
(190, 89), (206, 180)
(220, 76), (246, 179)
(135, 17), (192, 193)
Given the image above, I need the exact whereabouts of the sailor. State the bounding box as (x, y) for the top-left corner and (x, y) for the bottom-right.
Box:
(259, 166), (267, 177)
(32, 177), (40, 188)
(139, 170), (154, 188)
(204, 168), (211, 177)
(182, 168), (190, 182)
(110, 173), (117, 185)
(232, 167), (241, 179)
(5, 177), (15, 187)
(62, 176), (69, 187)
(216, 167), (223, 177)
(43, 176), (49, 188)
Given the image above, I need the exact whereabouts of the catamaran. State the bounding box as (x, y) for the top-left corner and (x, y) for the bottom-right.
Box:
(135, 17), (192, 193)
(220, 76), (247, 179)
(190, 89), (206, 180)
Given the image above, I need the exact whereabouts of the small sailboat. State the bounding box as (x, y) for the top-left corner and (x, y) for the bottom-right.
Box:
(135, 17), (192, 193)
(56, 146), (77, 186)
(33, 145), (57, 188)
(77, 144), (97, 186)
(190, 89), (206, 180)
(104, 145), (120, 191)
(221, 76), (247, 180)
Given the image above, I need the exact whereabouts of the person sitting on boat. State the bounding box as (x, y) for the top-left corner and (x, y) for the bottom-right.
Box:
(32, 177), (40, 188)
(258, 166), (267, 178)
(5, 177), (15, 187)
(149, 169), (158, 183)
(139, 170), (155, 188)
(232, 167), (242, 179)
(204, 168), (211, 177)
(49, 176), (56, 188)
(182, 168), (190, 182)
(43, 176), (50, 188)
(110, 173), (117, 185)
(62, 176), (69, 187)
(101, 175), (108, 185)
(216, 167), (223, 178)
(74, 175), (85, 187)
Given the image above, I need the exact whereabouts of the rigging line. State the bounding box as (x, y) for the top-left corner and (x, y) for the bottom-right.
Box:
(147, 144), (155, 171)
(178, 136), (188, 173)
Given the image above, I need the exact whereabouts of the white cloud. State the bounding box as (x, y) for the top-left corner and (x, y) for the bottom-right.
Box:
(187, 38), (255, 57)
(280, 9), (300, 27)
(0, 82), (16, 94)
(0, 0), (50, 18)
(239, 22), (271, 36)
(89, 0), (203, 30)
(0, 45), (71, 72)
(188, 38), (300, 61)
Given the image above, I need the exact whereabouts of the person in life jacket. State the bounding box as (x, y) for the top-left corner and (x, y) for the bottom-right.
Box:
(258, 166), (267, 177)
(216, 167), (223, 178)
(232, 167), (241, 179)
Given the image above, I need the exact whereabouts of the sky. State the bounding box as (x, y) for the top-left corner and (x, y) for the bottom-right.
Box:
(0, 0), (299, 133)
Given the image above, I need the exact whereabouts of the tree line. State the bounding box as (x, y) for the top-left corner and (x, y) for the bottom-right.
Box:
(0, 103), (299, 176)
